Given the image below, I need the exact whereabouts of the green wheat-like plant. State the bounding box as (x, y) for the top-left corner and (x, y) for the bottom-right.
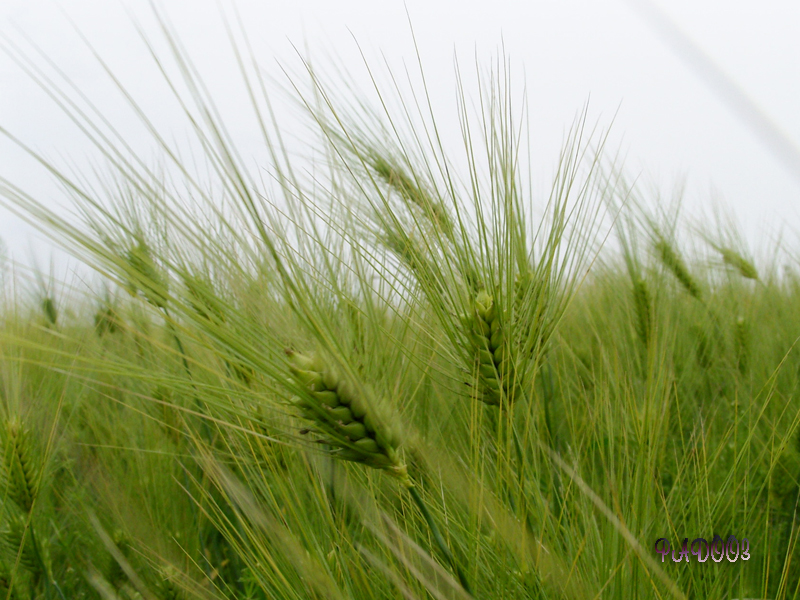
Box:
(4, 7), (800, 599)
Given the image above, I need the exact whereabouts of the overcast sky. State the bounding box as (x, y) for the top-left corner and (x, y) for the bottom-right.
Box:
(1, 0), (799, 274)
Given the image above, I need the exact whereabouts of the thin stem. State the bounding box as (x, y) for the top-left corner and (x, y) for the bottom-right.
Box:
(407, 484), (474, 597)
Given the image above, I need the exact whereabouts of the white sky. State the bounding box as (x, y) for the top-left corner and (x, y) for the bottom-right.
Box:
(1, 0), (799, 275)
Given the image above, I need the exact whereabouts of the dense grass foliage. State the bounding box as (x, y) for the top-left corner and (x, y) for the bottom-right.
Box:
(2, 16), (800, 600)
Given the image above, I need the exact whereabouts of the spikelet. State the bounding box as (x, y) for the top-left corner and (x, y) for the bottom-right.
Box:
(655, 239), (702, 299)
(2, 418), (39, 514)
(41, 297), (58, 327)
(125, 241), (169, 308)
(720, 248), (759, 280)
(632, 277), (652, 347)
(285, 349), (407, 481)
(461, 290), (515, 405)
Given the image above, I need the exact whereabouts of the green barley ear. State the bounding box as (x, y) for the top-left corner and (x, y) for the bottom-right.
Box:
(41, 296), (58, 327)
(461, 290), (515, 405)
(720, 248), (759, 280)
(370, 156), (454, 239)
(285, 349), (408, 482)
(654, 239), (702, 299)
(125, 240), (169, 308)
(2, 418), (40, 514)
(632, 277), (652, 347)
(2, 517), (43, 579)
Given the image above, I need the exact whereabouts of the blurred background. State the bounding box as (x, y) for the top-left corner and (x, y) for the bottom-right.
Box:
(1, 0), (798, 274)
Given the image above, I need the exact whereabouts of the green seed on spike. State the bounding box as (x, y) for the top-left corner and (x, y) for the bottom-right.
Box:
(473, 318), (491, 337)
(291, 369), (325, 390)
(478, 348), (494, 365)
(287, 351), (316, 371)
(313, 390), (340, 408)
(483, 303), (495, 324)
(337, 380), (356, 405)
(480, 364), (497, 380)
(341, 421), (367, 440)
(363, 412), (377, 434)
(476, 291), (492, 314)
(491, 316), (501, 335)
(349, 395), (368, 420)
(322, 368), (339, 391)
(327, 406), (353, 423)
(490, 327), (503, 350)
(493, 345), (505, 363)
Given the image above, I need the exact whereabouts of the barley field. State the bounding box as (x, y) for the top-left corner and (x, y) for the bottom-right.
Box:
(1, 12), (799, 600)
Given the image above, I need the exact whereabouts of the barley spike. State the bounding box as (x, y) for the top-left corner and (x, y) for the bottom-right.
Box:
(285, 349), (408, 480)
(3, 418), (39, 514)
